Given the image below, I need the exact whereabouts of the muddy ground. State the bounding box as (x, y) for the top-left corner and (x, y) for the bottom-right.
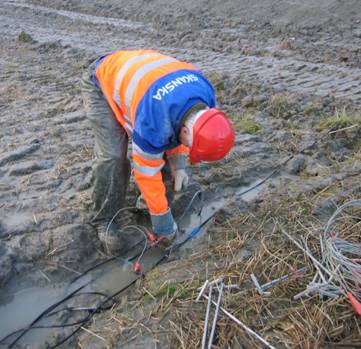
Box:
(0, 0), (361, 348)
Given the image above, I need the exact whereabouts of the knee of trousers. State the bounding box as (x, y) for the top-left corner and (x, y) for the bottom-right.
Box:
(95, 148), (130, 162)
(94, 157), (130, 175)
(94, 134), (129, 163)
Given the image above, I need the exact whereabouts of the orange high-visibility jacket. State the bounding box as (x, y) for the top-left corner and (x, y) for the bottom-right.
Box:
(95, 50), (216, 215)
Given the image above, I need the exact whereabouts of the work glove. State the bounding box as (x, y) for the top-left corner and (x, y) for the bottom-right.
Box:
(150, 208), (177, 239)
(168, 155), (189, 192)
(173, 169), (189, 192)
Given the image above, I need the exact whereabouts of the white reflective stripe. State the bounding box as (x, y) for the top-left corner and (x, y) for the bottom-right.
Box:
(132, 143), (164, 160)
(113, 53), (158, 108)
(124, 57), (177, 114)
(124, 120), (133, 135)
(124, 115), (132, 128)
(133, 161), (164, 176)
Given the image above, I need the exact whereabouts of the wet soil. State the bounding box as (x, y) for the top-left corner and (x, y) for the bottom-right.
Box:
(0, 0), (361, 348)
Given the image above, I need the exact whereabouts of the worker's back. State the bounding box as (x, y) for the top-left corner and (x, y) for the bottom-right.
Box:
(95, 50), (216, 153)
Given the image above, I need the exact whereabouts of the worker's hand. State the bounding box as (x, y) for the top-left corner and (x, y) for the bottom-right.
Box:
(150, 209), (177, 237)
(168, 155), (189, 192)
(173, 169), (189, 192)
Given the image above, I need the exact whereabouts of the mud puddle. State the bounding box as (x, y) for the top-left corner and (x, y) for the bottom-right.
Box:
(175, 178), (266, 255)
(0, 200), (205, 347)
(0, 247), (165, 348)
(0, 285), (65, 344)
(0, 179), (265, 348)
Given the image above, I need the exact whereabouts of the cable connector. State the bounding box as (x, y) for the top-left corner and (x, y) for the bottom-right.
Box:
(133, 261), (142, 274)
(145, 229), (158, 243)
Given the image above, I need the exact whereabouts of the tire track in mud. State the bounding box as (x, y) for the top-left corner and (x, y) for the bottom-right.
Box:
(196, 55), (361, 101)
(2, 1), (361, 102)
(0, 35), (96, 281)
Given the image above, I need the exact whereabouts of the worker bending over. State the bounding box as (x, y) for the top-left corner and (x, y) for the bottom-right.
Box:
(81, 50), (234, 252)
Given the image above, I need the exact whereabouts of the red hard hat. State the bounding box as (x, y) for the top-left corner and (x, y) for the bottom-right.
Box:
(189, 108), (235, 163)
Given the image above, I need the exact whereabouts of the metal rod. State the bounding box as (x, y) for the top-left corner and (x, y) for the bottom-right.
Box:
(281, 228), (333, 278)
(197, 280), (209, 302)
(251, 273), (270, 296)
(201, 285), (213, 349)
(261, 267), (308, 291)
(223, 284), (240, 290)
(202, 293), (277, 349)
(209, 278), (223, 286)
(251, 273), (263, 293)
(208, 283), (224, 349)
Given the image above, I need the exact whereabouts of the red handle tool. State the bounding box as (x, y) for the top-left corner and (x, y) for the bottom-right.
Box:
(348, 292), (361, 316)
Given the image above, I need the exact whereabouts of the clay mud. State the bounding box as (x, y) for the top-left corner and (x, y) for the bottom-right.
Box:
(1, 0), (361, 347)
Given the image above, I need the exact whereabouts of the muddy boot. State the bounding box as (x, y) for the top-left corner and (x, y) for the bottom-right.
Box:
(93, 220), (124, 255)
(156, 229), (177, 249)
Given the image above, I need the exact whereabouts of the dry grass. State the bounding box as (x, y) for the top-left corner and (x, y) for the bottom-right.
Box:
(233, 113), (261, 134)
(164, 198), (359, 348)
(79, 162), (361, 348)
(112, 189), (361, 349)
(267, 94), (291, 119)
(318, 109), (361, 131)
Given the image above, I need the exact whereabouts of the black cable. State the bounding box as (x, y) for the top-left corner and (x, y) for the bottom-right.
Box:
(3, 281), (90, 347)
(2, 238), (147, 347)
(2, 234), (150, 347)
(69, 237), (146, 286)
(43, 243), (172, 349)
(48, 268), (155, 349)
(46, 291), (115, 317)
(81, 209), (149, 284)
(3, 127), (337, 348)
(2, 291), (118, 347)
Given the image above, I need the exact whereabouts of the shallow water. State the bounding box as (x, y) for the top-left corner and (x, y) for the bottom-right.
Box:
(0, 248), (165, 348)
(0, 285), (65, 346)
(0, 180), (264, 348)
